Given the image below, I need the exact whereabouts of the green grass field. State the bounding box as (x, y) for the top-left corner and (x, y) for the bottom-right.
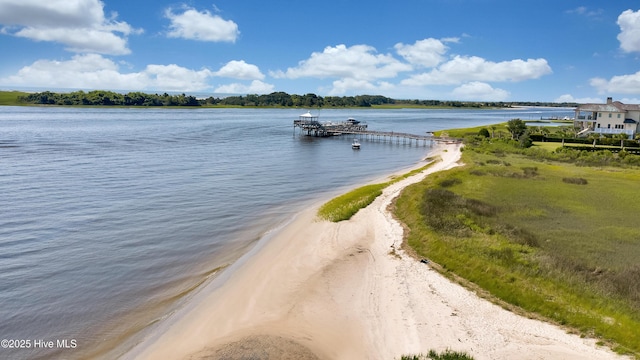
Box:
(395, 139), (640, 357)
(0, 91), (27, 105)
(531, 141), (562, 151)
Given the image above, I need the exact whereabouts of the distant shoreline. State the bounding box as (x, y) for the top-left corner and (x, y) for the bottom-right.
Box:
(0, 90), (577, 109)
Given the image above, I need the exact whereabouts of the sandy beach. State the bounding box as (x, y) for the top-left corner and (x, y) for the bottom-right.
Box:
(125, 143), (627, 360)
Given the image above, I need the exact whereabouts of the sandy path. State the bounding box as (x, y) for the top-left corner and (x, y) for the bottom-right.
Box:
(126, 144), (627, 360)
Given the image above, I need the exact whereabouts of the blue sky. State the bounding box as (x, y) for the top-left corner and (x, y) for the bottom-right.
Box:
(1, 0), (640, 103)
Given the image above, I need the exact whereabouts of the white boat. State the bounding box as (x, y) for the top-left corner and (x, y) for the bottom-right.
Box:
(352, 139), (361, 149)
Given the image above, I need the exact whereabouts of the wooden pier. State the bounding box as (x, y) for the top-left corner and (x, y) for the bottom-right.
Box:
(293, 112), (460, 146)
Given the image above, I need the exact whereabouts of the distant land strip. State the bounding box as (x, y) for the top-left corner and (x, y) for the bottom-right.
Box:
(0, 90), (578, 109)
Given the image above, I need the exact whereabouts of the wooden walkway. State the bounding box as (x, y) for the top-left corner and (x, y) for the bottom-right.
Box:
(293, 118), (460, 146)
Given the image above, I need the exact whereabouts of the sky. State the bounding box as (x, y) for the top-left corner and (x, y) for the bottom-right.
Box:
(1, 1), (640, 103)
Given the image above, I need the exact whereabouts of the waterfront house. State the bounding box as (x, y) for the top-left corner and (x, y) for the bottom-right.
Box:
(574, 97), (640, 138)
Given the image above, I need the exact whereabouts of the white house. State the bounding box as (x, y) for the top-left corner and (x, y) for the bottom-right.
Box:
(574, 97), (640, 138)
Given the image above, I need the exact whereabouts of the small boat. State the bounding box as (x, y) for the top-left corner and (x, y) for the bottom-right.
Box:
(346, 117), (360, 125)
(352, 139), (361, 149)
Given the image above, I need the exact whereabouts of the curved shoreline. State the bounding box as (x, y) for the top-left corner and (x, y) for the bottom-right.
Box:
(124, 143), (627, 360)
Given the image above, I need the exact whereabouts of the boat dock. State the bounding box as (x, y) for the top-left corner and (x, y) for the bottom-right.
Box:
(293, 112), (459, 146)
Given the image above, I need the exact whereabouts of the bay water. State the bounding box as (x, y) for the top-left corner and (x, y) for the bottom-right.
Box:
(0, 106), (574, 359)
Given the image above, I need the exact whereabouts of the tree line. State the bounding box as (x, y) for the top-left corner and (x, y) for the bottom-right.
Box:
(17, 90), (577, 108)
(19, 90), (200, 106)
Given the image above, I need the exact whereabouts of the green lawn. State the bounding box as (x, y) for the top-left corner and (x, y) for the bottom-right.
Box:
(531, 141), (562, 151)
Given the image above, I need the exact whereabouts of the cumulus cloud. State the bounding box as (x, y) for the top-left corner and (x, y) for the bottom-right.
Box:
(0, 0), (139, 55)
(213, 60), (264, 80)
(617, 9), (640, 53)
(402, 56), (552, 86)
(394, 38), (454, 68)
(326, 78), (394, 96)
(590, 71), (640, 94)
(0, 52), (278, 93)
(165, 6), (239, 42)
(451, 82), (510, 101)
(0, 54), (215, 92)
(214, 80), (274, 94)
(271, 44), (412, 81)
(143, 64), (214, 91)
(554, 94), (603, 104)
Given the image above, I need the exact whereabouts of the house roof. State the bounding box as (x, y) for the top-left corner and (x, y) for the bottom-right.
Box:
(613, 101), (640, 111)
(577, 100), (640, 112)
(576, 103), (624, 112)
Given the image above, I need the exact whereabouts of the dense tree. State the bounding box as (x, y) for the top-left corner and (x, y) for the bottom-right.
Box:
(19, 90), (571, 109)
(507, 119), (528, 140)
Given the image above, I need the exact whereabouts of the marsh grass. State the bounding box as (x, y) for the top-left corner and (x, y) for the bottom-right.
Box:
(395, 141), (640, 357)
(400, 349), (474, 360)
(317, 183), (386, 222)
(317, 160), (437, 222)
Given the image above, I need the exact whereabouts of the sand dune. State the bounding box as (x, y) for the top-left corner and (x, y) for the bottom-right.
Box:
(126, 143), (627, 360)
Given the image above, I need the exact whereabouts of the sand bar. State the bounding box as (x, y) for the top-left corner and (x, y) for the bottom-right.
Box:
(125, 143), (628, 360)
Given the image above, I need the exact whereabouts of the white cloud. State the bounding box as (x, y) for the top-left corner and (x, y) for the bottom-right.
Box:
(165, 6), (239, 42)
(394, 38), (453, 67)
(320, 79), (394, 96)
(14, 27), (130, 55)
(402, 56), (552, 86)
(214, 80), (274, 94)
(213, 60), (264, 80)
(617, 9), (640, 53)
(590, 71), (640, 94)
(0, 0), (103, 27)
(451, 82), (510, 101)
(0, 54), (215, 92)
(0, 0), (139, 55)
(271, 44), (412, 81)
(554, 94), (603, 104)
(143, 64), (213, 91)
(566, 6), (604, 19)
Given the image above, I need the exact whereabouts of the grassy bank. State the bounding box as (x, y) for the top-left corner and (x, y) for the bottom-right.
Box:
(0, 91), (28, 105)
(317, 159), (438, 222)
(394, 134), (640, 357)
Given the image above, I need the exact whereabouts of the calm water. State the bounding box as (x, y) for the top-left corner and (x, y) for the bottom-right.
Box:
(0, 106), (574, 359)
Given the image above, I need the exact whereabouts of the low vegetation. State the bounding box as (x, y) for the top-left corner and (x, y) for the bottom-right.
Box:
(0, 91), (27, 105)
(317, 161), (437, 222)
(395, 130), (640, 357)
(317, 183), (387, 222)
(400, 349), (474, 360)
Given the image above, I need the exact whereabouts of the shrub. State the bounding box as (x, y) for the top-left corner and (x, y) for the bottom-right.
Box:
(420, 188), (497, 236)
(562, 177), (588, 185)
(521, 166), (538, 178)
(439, 178), (462, 187)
